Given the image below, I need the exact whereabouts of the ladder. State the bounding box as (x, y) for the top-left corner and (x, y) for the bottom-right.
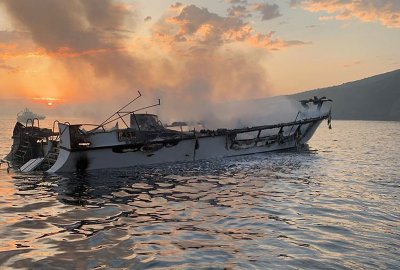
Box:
(13, 139), (31, 164)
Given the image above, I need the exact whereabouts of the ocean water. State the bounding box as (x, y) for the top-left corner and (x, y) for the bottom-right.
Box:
(0, 117), (399, 269)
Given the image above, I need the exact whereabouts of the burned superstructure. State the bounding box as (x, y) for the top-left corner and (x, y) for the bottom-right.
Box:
(6, 119), (58, 168)
(7, 92), (332, 173)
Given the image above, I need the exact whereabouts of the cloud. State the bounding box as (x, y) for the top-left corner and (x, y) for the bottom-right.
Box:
(159, 4), (253, 46)
(227, 5), (251, 19)
(0, 30), (26, 43)
(226, 1), (282, 21)
(226, 0), (248, 4)
(291, 0), (400, 28)
(248, 32), (310, 50)
(154, 4), (307, 50)
(2, 0), (134, 52)
(0, 60), (19, 73)
(1, 1), (308, 124)
(1, 0), (141, 97)
(0, 30), (35, 52)
(146, 4), (279, 121)
(171, 2), (184, 9)
(254, 3), (282, 21)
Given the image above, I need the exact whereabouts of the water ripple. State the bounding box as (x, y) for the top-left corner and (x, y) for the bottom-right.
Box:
(0, 120), (399, 269)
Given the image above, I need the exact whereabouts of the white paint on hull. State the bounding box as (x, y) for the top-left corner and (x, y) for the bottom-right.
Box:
(48, 119), (324, 173)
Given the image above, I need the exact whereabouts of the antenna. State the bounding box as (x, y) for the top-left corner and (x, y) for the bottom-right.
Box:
(99, 91), (142, 127)
(101, 99), (161, 127)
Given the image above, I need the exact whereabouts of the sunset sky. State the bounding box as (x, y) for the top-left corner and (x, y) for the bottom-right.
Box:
(0, 0), (399, 117)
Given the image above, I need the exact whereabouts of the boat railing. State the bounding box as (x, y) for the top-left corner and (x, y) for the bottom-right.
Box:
(24, 117), (41, 132)
(32, 118), (40, 129)
(225, 112), (330, 136)
(87, 91), (161, 133)
(221, 112), (329, 150)
(25, 119), (33, 128)
(50, 120), (62, 141)
(52, 120), (59, 137)
(80, 124), (107, 133)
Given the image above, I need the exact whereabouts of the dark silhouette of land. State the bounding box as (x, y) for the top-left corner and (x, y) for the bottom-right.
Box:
(289, 69), (400, 121)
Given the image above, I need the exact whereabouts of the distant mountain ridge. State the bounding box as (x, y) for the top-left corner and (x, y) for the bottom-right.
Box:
(289, 69), (400, 121)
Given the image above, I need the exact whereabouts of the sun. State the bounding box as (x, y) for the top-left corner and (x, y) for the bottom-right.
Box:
(32, 97), (61, 107)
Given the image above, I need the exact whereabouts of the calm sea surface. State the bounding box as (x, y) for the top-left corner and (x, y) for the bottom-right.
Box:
(0, 117), (399, 269)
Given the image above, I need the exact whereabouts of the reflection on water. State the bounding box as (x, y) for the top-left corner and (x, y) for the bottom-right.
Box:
(0, 119), (400, 269)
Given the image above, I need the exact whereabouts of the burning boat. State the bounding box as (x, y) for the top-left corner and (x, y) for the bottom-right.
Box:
(7, 93), (332, 173)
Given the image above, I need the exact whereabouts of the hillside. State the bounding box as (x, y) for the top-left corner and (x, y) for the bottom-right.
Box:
(289, 69), (400, 121)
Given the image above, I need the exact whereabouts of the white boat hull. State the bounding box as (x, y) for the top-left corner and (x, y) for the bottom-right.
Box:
(48, 120), (323, 173)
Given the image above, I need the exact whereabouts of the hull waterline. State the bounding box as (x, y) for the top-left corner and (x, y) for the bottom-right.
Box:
(48, 119), (324, 173)
(13, 96), (332, 173)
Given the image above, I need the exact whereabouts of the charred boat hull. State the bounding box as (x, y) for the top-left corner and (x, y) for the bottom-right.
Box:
(47, 115), (325, 173)
(6, 121), (57, 166)
(15, 95), (332, 173)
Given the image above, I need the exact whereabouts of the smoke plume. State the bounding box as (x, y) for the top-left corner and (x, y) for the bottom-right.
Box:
(1, 1), (303, 126)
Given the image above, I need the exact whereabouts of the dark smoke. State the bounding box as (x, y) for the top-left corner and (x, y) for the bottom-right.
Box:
(2, 0), (278, 127)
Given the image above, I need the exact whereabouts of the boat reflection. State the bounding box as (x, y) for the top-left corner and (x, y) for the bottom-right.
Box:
(8, 157), (297, 268)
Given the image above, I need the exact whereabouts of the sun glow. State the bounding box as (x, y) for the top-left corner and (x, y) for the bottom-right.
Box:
(32, 97), (61, 107)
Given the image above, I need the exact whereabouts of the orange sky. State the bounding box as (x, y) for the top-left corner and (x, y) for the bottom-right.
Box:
(0, 0), (399, 117)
